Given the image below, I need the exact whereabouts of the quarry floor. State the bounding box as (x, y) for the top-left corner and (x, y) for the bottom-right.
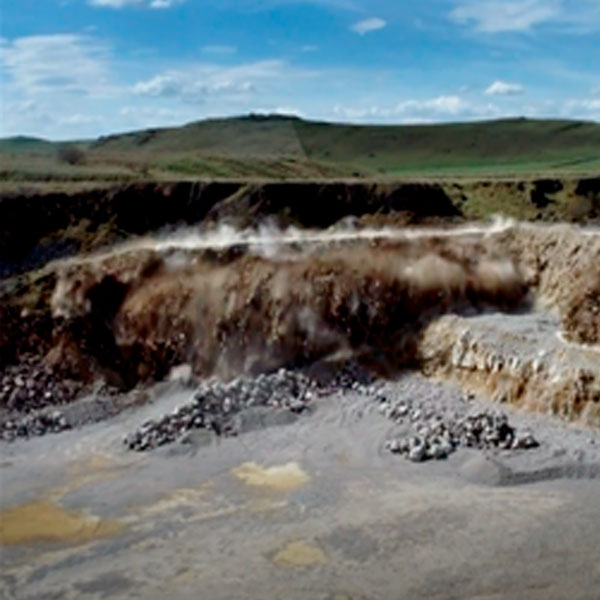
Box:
(1, 366), (600, 600)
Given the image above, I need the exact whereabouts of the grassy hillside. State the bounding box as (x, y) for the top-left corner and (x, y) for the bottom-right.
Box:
(296, 118), (600, 175)
(0, 136), (60, 155)
(1, 115), (599, 183)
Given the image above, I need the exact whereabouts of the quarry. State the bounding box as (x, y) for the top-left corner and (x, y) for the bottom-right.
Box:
(3, 0), (600, 589)
(1, 176), (600, 599)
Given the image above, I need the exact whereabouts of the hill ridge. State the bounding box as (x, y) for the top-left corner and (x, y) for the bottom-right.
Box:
(1, 115), (599, 179)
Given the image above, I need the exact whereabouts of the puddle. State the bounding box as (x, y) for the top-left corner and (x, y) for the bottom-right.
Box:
(0, 501), (123, 546)
(231, 462), (310, 492)
(272, 540), (326, 567)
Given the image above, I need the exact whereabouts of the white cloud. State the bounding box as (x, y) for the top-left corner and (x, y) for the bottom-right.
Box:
(485, 81), (525, 96)
(581, 99), (600, 111)
(411, 95), (469, 114)
(1, 98), (108, 139)
(562, 98), (600, 117)
(450, 0), (561, 32)
(0, 34), (112, 97)
(120, 106), (178, 118)
(132, 60), (287, 103)
(89, 0), (183, 8)
(3, 23), (598, 140)
(333, 95), (500, 122)
(118, 106), (184, 127)
(252, 106), (305, 117)
(351, 17), (387, 35)
(60, 114), (104, 125)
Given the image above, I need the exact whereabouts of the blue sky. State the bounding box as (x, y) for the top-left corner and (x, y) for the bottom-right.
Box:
(1, 0), (600, 139)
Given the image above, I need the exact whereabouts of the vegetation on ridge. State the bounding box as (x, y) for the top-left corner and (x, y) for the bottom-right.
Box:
(1, 115), (599, 185)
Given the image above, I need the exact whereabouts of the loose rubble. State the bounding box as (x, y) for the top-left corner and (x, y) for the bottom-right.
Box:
(124, 368), (320, 451)
(381, 393), (539, 462)
(0, 354), (84, 413)
(1, 410), (70, 441)
(311, 360), (379, 396)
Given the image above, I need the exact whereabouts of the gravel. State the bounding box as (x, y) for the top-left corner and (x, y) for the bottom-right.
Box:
(0, 354), (85, 413)
(0, 358), (378, 446)
(124, 362), (380, 452)
(124, 368), (318, 451)
(0, 354), (541, 461)
(381, 393), (539, 462)
(0, 381), (125, 442)
(1, 410), (71, 441)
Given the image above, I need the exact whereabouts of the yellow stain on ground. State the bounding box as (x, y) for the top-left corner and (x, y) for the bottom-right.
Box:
(232, 462), (310, 492)
(0, 501), (123, 546)
(136, 485), (212, 518)
(272, 540), (326, 568)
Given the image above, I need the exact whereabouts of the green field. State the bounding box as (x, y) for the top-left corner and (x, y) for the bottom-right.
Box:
(1, 115), (599, 184)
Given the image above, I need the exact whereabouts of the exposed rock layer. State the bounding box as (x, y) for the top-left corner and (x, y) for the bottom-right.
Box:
(2, 177), (599, 278)
(2, 183), (600, 426)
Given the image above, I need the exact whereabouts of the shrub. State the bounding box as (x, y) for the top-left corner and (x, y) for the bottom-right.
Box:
(57, 145), (86, 166)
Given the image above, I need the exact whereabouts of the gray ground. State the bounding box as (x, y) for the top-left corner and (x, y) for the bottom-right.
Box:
(2, 373), (600, 600)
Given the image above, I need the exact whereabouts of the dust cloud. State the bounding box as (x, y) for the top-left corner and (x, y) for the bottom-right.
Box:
(47, 222), (528, 385)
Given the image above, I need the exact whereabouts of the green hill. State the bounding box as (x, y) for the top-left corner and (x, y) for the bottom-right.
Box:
(94, 114), (306, 157)
(0, 136), (58, 155)
(1, 115), (599, 182)
(91, 115), (600, 177)
(296, 118), (600, 174)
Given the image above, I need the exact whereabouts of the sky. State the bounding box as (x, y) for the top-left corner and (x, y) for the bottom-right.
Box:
(1, 0), (600, 139)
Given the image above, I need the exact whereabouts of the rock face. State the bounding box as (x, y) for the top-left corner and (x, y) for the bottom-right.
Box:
(13, 227), (525, 388)
(0, 182), (462, 279)
(562, 267), (600, 346)
(420, 312), (600, 426)
(496, 223), (600, 344)
(0, 183), (241, 278)
(2, 217), (600, 433)
(1, 177), (599, 279)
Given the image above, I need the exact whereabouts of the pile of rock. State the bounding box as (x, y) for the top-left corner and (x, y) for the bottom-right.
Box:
(303, 359), (380, 398)
(330, 361), (377, 392)
(1, 410), (70, 442)
(381, 395), (539, 462)
(124, 368), (318, 451)
(0, 355), (84, 413)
